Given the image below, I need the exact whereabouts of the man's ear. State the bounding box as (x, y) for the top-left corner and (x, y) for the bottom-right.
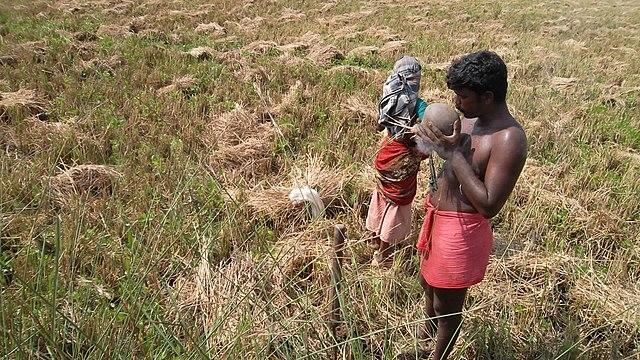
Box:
(481, 91), (495, 105)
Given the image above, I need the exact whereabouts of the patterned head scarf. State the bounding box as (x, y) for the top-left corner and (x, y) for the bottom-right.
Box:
(378, 55), (422, 137)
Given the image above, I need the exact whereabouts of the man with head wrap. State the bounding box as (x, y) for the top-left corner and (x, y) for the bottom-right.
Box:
(365, 55), (429, 267)
(378, 55), (425, 136)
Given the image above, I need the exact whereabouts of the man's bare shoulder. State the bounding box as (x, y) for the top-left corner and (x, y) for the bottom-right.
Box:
(493, 123), (527, 156)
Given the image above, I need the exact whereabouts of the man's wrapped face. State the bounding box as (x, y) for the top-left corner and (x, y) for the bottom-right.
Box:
(404, 73), (421, 94)
(378, 56), (423, 136)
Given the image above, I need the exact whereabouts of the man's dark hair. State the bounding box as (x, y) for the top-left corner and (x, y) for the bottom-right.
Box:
(446, 51), (508, 102)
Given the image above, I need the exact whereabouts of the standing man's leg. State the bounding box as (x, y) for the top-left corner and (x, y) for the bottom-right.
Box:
(431, 287), (467, 359)
(418, 271), (437, 340)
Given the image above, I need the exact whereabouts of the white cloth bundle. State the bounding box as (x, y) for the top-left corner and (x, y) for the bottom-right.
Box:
(288, 185), (325, 218)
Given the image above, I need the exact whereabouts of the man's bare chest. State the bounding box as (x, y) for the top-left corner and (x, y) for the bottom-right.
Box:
(468, 134), (492, 176)
(443, 132), (492, 180)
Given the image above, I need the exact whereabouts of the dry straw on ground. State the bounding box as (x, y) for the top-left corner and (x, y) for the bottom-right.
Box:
(279, 8), (306, 22)
(247, 156), (352, 225)
(265, 80), (304, 117)
(79, 55), (127, 75)
(186, 46), (217, 60)
(243, 40), (279, 55)
(2, 0), (639, 358)
(379, 40), (407, 58)
(46, 165), (122, 206)
(156, 76), (197, 95)
(96, 24), (133, 37)
(342, 96), (378, 123)
(194, 22), (226, 36)
(12, 117), (75, 154)
(172, 241), (328, 355)
(307, 44), (344, 66)
(202, 105), (276, 182)
(277, 42), (310, 54)
(0, 89), (47, 121)
(347, 46), (379, 58)
(551, 76), (578, 89)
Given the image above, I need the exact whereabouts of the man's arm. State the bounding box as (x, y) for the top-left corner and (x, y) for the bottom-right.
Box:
(451, 128), (527, 218)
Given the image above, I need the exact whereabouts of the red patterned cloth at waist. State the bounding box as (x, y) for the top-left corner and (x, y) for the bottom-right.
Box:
(374, 137), (423, 206)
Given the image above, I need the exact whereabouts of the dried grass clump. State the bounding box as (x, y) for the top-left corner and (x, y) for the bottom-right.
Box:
(57, 2), (87, 13)
(243, 40), (279, 55)
(247, 156), (353, 224)
(484, 251), (574, 307)
(330, 24), (359, 40)
(472, 250), (640, 352)
(290, 156), (351, 207)
(599, 84), (640, 107)
(279, 8), (306, 22)
(614, 147), (640, 165)
(320, 10), (374, 26)
(347, 45), (379, 58)
(342, 96), (377, 123)
(173, 235), (331, 355)
(57, 29), (99, 42)
(264, 80), (303, 118)
(0, 126), (19, 153)
(421, 87), (453, 105)
(298, 31), (322, 45)
(246, 187), (301, 221)
(353, 165), (377, 196)
(271, 225), (332, 291)
(15, 41), (48, 61)
(126, 16), (149, 34)
(203, 105), (255, 148)
(550, 76), (578, 89)
(172, 247), (272, 352)
(363, 27), (400, 41)
(424, 62), (450, 72)
(14, 117), (76, 155)
(562, 39), (587, 51)
(226, 16), (265, 32)
(327, 65), (380, 80)
(0, 89), (48, 122)
(307, 44), (344, 66)
(46, 165), (122, 206)
(276, 42), (310, 54)
(203, 105), (276, 180)
(379, 40), (407, 58)
(332, 251), (424, 353)
(185, 46), (217, 60)
(471, 251), (577, 342)
(316, 1), (337, 12)
(570, 278), (640, 329)
(1, 212), (52, 250)
(101, 1), (134, 15)
(212, 132), (274, 170)
(96, 24), (133, 37)
(0, 55), (18, 66)
(156, 76), (197, 95)
(194, 22), (226, 37)
(79, 55), (127, 76)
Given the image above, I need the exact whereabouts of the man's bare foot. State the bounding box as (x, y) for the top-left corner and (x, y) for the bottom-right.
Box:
(368, 234), (381, 250)
(378, 241), (394, 262)
(395, 349), (433, 360)
(371, 251), (393, 268)
(416, 321), (436, 350)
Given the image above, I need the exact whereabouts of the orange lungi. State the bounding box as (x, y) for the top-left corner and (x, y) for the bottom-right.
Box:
(417, 198), (493, 289)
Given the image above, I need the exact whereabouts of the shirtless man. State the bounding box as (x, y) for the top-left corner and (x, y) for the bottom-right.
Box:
(411, 50), (527, 359)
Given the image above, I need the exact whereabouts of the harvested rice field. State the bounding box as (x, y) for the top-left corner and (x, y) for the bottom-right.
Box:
(0, 0), (638, 358)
